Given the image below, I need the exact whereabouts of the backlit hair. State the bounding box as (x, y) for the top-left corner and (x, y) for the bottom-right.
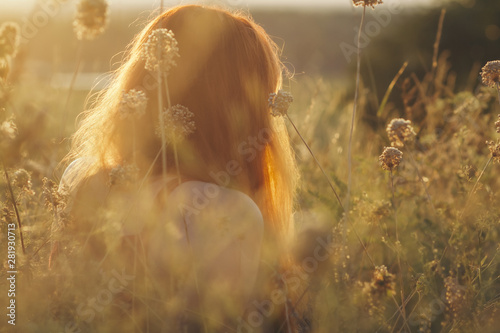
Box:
(67, 4), (298, 241)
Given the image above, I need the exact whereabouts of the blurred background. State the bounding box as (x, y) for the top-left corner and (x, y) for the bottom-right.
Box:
(2, 0), (500, 92)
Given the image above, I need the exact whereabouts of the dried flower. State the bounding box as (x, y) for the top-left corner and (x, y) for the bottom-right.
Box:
(487, 140), (500, 163)
(118, 89), (148, 120)
(372, 265), (395, 295)
(352, 0), (383, 8)
(42, 178), (67, 211)
(269, 90), (294, 117)
(73, 0), (109, 41)
(363, 265), (395, 296)
(156, 104), (196, 143)
(142, 29), (180, 74)
(109, 163), (139, 187)
(480, 60), (500, 88)
(12, 169), (31, 189)
(495, 114), (500, 133)
(386, 118), (416, 147)
(379, 147), (403, 171)
(444, 276), (466, 317)
(0, 22), (20, 60)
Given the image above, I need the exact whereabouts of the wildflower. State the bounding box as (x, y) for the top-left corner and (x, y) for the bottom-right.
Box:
(109, 163), (139, 187)
(386, 118), (416, 147)
(487, 140), (500, 163)
(269, 90), (294, 117)
(73, 0), (109, 41)
(379, 147), (403, 171)
(0, 22), (20, 60)
(142, 29), (179, 74)
(118, 89), (148, 120)
(480, 60), (500, 88)
(444, 276), (466, 317)
(352, 0), (383, 8)
(495, 114), (500, 133)
(42, 178), (67, 211)
(371, 265), (395, 296)
(362, 265), (395, 296)
(156, 104), (196, 143)
(12, 169), (34, 193)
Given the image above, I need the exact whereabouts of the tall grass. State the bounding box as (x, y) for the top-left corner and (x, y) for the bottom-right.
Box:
(0, 3), (499, 333)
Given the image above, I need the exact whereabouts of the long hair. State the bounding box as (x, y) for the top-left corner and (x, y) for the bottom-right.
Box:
(63, 5), (304, 326)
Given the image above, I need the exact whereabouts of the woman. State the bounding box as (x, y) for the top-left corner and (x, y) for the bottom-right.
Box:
(51, 5), (308, 332)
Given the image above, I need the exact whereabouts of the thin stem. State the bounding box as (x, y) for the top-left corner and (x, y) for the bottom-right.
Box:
(173, 142), (181, 185)
(60, 41), (83, 139)
(285, 115), (375, 267)
(390, 168), (407, 330)
(405, 147), (437, 214)
(157, 70), (167, 182)
(3, 164), (26, 254)
(464, 156), (492, 213)
(377, 61), (408, 118)
(390, 169), (398, 242)
(431, 9), (446, 80)
(285, 114), (343, 210)
(347, 6), (365, 213)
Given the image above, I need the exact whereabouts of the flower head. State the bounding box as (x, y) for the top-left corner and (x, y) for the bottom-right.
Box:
(12, 169), (34, 196)
(142, 29), (180, 75)
(495, 114), (500, 134)
(12, 169), (31, 189)
(379, 147), (403, 171)
(269, 90), (294, 117)
(480, 60), (500, 88)
(487, 140), (500, 163)
(118, 89), (148, 120)
(73, 0), (109, 41)
(0, 22), (20, 60)
(156, 104), (196, 143)
(371, 265), (395, 296)
(386, 118), (416, 147)
(352, 0), (383, 8)
(42, 178), (67, 211)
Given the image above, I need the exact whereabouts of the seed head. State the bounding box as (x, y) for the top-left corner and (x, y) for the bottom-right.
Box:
(73, 0), (109, 41)
(495, 114), (500, 134)
(0, 22), (20, 60)
(269, 90), (294, 117)
(487, 140), (500, 163)
(480, 60), (500, 88)
(444, 276), (466, 317)
(109, 163), (139, 187)
(364, 265), (395, 296)
(352, 0), (383, 8)
(12, 169), (31, 189)
(386, 118), (416, 147)
(119, 89), (148, 120)
(42, 178), (67, 211)
(156, 104), (196, 143)
(379, 147), (403, 171)
(142, 29), (180, 75)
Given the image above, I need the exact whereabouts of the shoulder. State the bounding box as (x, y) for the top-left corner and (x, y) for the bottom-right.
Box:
(167, 180), (263, 225)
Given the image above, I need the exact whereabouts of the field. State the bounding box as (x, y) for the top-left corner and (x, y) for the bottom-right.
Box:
(0, 0), (499, 332)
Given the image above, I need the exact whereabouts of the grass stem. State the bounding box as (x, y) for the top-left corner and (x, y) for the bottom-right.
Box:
(3, 164), (26, 254)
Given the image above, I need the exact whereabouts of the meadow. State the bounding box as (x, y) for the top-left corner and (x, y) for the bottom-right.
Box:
(0, 0), (499, 332)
